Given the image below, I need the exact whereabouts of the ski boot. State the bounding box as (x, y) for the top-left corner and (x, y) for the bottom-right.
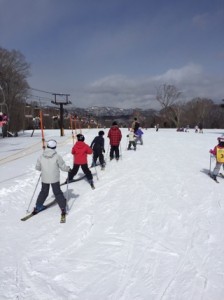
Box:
(89, 180), (95, 189)
(32, 204), (46, 215)
(60, 209), (66, 223)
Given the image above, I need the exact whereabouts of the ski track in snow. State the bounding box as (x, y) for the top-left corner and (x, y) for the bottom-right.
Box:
(0, 129), (224, 299)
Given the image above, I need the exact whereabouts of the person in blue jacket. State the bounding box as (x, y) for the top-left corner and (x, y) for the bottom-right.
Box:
(135, 128), (144, 145)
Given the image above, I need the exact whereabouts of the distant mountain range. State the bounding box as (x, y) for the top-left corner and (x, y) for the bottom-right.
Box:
(67, 105), (157, 118)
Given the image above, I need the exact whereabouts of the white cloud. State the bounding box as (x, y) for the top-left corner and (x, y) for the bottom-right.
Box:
(70, 63), (224, 109)
(154, 63), (203, 84)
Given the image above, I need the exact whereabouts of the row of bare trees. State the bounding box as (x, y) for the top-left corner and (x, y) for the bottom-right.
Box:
(155, 84), (224, 129)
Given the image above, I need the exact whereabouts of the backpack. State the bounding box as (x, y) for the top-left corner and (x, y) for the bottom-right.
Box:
(216, 147), (224, 163)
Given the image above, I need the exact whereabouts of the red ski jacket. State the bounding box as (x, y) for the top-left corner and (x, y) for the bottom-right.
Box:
(71, 141), (93, 164)
(107, 126), (122, 146)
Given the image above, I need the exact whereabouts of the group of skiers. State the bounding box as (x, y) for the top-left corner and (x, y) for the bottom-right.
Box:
(126, 118), (144, 151)
(29, 116), (224, 220)
(32, 118), (144, 221)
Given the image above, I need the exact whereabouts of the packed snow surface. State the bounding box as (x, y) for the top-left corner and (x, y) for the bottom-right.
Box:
(0, 128), (224, 300)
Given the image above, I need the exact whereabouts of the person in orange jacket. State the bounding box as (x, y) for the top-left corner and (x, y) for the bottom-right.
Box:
(68, 134), (94, 187)
(209, 136), (224, 180)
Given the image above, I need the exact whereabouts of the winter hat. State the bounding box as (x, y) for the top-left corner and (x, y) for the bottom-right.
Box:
(218, 136), (224, 143)
(77, 134), (85, 141)
(112, 121), (117, 126)
(98, 130), (105, 136)
(47, 139), (57, 149)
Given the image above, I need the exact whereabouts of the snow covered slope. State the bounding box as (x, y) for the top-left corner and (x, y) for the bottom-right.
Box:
(0, 128), (224, 300)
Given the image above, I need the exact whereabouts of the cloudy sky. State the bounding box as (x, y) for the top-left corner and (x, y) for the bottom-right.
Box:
(1, 0), (224, 109)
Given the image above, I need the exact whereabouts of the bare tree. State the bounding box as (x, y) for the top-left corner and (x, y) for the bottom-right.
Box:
(0, 47), (30, 133)
(184, 97), (214, 128)
(156, 84), (182, 109)
(168, 102), (184, 128)
(156, 84), (183, 127)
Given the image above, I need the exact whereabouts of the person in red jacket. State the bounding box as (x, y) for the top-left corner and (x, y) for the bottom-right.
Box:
(209, 136), (224, 180)
(68, 134), (94, 187)
(107, 121), (122, 160)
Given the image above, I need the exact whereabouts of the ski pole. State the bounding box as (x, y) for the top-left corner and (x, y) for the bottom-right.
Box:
(94, 164), (99, 180)
(126, 137), (129, 150)
(119, 144), (122, 160)
(105, 144), (110, 163)
(209, 154), (214, 175)
(66, 173), (69, 213)
(26, 173), (41, 213)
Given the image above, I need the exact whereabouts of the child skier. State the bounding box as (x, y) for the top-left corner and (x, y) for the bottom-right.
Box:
(107, 121), (122, 160)
(68, 134), (94, 188)
(127, 128), (137, 150)
(90, 130), (106, 169)
(209, 136), (224, 181)
(33, 140), (71, 220)
(135, 127), (144, 145)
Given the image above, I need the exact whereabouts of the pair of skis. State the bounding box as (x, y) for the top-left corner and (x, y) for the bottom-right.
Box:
(209, 172), (224, 183)
(21, 199), (57, 221)
(21, 175), (95, 222)
(21, 200), (66, 223)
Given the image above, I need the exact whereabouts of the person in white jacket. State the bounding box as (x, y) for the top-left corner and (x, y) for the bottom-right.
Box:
(33, 140), (71, 217)
(127, 128), (137, 150)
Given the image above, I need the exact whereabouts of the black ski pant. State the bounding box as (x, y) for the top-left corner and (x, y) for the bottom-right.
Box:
(110, 145), (120, 159)
(36, 182), (66, 211)
(69, 163), (93, 181)
(93, 150), (105, 166)
(128, 141), (136, 150)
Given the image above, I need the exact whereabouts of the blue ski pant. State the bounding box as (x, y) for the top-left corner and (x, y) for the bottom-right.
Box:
(36, 182), (66, 211)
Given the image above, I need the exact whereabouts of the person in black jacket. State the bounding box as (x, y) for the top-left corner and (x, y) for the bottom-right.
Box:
(90, 131), (106, 169)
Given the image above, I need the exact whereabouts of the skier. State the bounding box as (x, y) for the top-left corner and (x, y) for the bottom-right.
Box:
(127, 128), (137, 150)
(131, 117), (140, 133)
(68, 134), (94, 188)
(90, 130), (106, 169)
(33, 140), (71, 220)
(198, 123), (203, 133)
(209, 137), (224, 181)
(135, 127), (144, 145)
(107, 121), (122, 161)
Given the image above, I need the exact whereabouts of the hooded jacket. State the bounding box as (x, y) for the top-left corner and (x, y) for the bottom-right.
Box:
(135, 128), (144, 137)
(107, 125), (122, 146)
(127, 131), (137, 142)
(35, 149), (70, 184)
(72, 141), (93, 164)
(90, 136), (105, 152)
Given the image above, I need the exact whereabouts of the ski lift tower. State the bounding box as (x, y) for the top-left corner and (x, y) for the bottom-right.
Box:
(51, 93), (71, 136)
